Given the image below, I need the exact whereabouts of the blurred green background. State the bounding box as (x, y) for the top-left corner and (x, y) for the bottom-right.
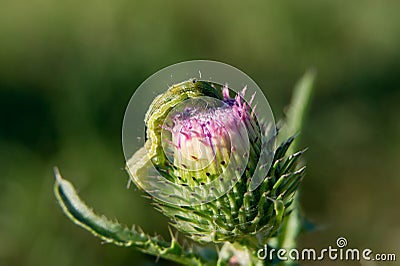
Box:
(1, 1), (399, 265)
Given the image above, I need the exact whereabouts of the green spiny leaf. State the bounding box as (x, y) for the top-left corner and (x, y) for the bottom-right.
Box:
(276, 70), (316, 266)
(53, 167), (215, 266)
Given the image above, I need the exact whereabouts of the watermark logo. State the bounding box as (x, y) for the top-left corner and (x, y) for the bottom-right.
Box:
(122, 60), (276, 206)
(257, 237), (396, 262)
(336, 237), (347, 248)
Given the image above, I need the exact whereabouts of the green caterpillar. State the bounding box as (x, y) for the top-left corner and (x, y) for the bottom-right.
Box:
(144, 79), (223, 166)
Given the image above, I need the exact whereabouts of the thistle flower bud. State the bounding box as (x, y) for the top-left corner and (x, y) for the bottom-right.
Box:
(157, 84), (259, 190)
(54, 65), (313, 266)
(127, 80), (304, 246)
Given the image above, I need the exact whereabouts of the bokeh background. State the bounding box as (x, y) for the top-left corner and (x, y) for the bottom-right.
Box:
(1, 1), (399, 265)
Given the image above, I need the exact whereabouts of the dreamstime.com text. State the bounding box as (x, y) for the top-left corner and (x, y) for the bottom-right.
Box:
(257, 237), (396, 262)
